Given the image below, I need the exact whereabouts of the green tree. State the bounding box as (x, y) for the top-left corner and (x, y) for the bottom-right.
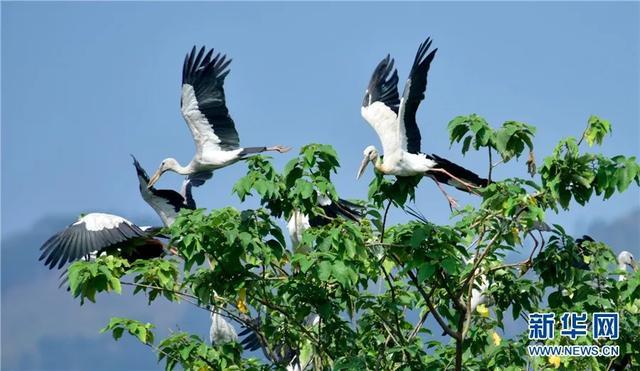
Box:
(68, 115), (639, 370)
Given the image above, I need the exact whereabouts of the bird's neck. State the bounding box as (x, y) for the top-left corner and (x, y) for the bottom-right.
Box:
(373, 157), (385, 173)
(618, 262), (627, 272)
(171, 161), (195, 175)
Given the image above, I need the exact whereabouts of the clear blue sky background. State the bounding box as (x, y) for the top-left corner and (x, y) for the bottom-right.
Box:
(2, 2), (639, 370)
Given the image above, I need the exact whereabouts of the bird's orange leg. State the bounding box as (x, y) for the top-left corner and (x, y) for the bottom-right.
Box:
(432, 178), (459, 211)
(428, 168), (480, 194)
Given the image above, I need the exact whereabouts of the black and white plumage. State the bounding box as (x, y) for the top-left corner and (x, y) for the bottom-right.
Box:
(357, 38), (487, 207)
(557, 235), (638, 285)
(132, 155), (195, 227)
(39, 213), (164, 269)
(287, 195), (363, 253)
(147, 46), (290, 189)
(39, 157), (197, 271)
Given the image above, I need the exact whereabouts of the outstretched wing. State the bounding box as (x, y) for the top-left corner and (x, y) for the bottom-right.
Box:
(39, 213), (147, 269)
(185, 170), (213, 188)
(398, 38), (437, 154)
(181, 46), (239, 155)
(361, 55), (402, 155)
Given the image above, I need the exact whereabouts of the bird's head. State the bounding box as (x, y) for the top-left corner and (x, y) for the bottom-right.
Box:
(618, 251), (638, 272)
(356, 145), (379, 179)
(148, 158), (179, 188)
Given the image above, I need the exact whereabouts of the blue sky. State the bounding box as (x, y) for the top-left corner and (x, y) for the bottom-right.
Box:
(2, 2), (639, 370)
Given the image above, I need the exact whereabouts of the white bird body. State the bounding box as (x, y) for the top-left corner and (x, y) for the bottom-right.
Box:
(470, 275), (490, 312)
(194, 148), (245, 169)
(210, 310), (238, 345)
(373, 148), (438, 176)
(287, 211), (311, 254)
(464, 255), (491, 314)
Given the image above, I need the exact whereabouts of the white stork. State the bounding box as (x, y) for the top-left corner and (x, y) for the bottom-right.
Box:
(617, 251), (637, 281)
(147, 46), (290, 189)
(357, 38), (487, 208)
(39, 158), (196, 270)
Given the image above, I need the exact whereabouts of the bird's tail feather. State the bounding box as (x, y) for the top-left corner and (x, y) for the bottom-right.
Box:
(427, 154), (488, 193)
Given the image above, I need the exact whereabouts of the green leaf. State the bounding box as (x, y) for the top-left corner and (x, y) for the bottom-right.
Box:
(318, 260), (333, 281)
(584, 115), (611, 146)
(417, 263), (436, 283)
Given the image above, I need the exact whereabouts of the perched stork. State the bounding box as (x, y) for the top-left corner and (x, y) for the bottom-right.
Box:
(562, 236), (637, 282)
(38, 213), (165, 269)
(617, 251), (637, 281)
(287, 194), (363, 254)
(147, 46), (290, 189)
(469, 276), (490, 314)
(357, 38), (487, 208)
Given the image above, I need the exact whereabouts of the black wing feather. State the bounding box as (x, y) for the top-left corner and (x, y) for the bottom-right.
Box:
(186, 171), (213, 188)
(39, 215), (149, 270)
(308, 198), (364, 227)
(426, 154), (488, 192)
(363, 55), (400, 113)
(401, 38), (438, 154)
(183, 46), (240, 150)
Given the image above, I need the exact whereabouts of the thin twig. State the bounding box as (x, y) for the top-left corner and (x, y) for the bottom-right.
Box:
(380, 199), (393, 243)
(488, 147), (493, 183)
(387, 253), (460, 341)
(408, 310), (430, 341)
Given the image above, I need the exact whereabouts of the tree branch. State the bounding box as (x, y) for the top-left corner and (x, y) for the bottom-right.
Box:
(381, 261), (405, 340)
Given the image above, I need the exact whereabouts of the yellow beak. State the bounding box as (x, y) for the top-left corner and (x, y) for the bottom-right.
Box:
(631, 260), (638, 272)
(356, 156), (371, 180)
(147, 169), (162, 189)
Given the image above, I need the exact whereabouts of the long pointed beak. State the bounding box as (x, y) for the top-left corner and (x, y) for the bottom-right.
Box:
(631, 261), (638, 272)
(356, 156), (371, 180)
(147, 169), (162, 189)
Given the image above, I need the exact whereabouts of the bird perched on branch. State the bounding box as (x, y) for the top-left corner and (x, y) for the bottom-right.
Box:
(287, 194), (363, 255)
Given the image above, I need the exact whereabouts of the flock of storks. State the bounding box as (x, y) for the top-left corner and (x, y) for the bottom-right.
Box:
(38, 37), (637, 369)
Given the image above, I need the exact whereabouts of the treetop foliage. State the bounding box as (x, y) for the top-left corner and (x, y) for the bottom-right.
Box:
(67, 114), (639, 370)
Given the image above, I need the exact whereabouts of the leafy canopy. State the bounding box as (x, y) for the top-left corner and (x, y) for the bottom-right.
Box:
(67, 115), (639, 370)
